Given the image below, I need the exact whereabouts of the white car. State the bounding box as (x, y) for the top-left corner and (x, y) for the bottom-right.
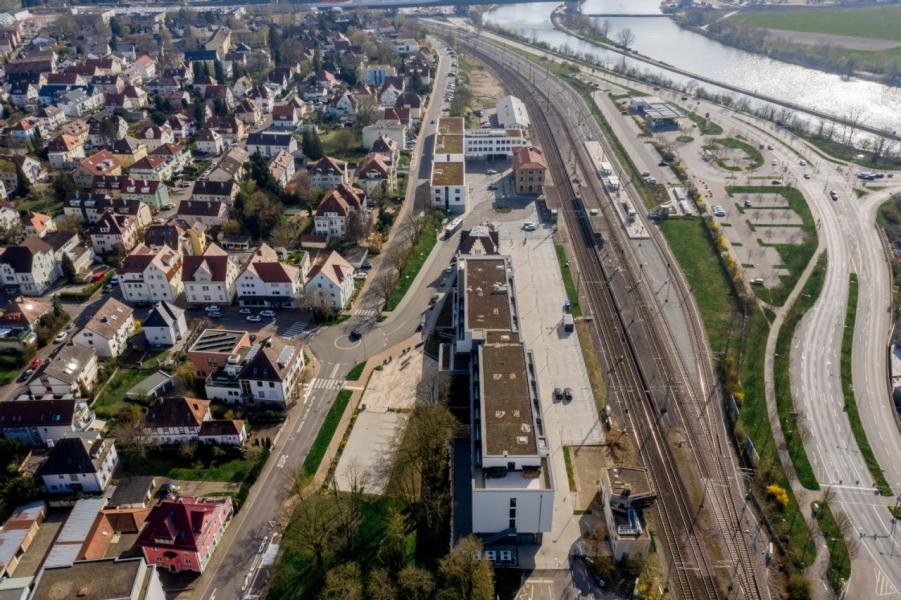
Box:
(239, 307), (252, 315)
(522, 221), (537, 231)
(246, 314), (262, 323)
(53, 331), (67, 343)
(354, 272), (367, 280)
(204, 305), (220, 313)
(260, 309), (277, 318)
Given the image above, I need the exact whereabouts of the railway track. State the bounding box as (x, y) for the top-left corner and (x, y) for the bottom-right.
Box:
(453, 32), (767, 600)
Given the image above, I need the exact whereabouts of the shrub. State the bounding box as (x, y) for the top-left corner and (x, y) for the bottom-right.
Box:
(766, 483), (789, 509)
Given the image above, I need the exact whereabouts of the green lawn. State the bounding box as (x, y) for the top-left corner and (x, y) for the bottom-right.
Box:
(815, 502), (852, 593)
(658, 218), (738, 354)
(562, 446), (576, 492)
(726, 186), (817, 306)
(320, 128), (367, 162)
(268, 495), (411, 599)
(384, 213), (443, 312)
(119, 445), (259, 483)
(705, 137), (764, 171)
(730, 6), (901, 41)
(302, 389), (353, 477)
(804, 133), (901, 170)
(840, 274), (893, 496)
(345, 361), (366, 381)
(774, 255), (826, 490)
(554, 244), (582, 317)
(92, 367), (157, 419)
(686, 110), (724, 136)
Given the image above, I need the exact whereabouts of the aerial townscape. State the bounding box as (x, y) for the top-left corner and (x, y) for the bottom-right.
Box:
(0, 0), (899, 599)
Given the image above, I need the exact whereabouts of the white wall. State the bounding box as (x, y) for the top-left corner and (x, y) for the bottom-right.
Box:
(471, 488), (554, 534)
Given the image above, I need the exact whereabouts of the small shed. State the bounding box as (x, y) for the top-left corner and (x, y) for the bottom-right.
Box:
(126, 370), (174, 400)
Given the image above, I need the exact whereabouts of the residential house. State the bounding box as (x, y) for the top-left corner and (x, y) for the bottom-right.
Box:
(22, 210), (55, 238)
(72, 297), (134, 358)
(191, 179), (237, 205)
(74, 150), (122, 189)
(104, 85), (147, 110)
(204, 335), (305, 408)
(151, 143), (191, 174)
(234, 98), (262, 127)
(246, 131), (297, 159)
(247, 84), (274, 114)
(206, 146), (248, 183)
(10, 81), (38, 107)
(47, 133), (85, 169)
(187, 328), (251, 378)
(120, 178), (170, 212)
(88, 211), (138, 255)
(127, 54), (156, 80)
(145, 221), (207, 257)
(117, 244), (183, 304)
(167, 114), (197, 140)
(37, 105), (66, 132)
(65, 193), (153, 228)
(371, 134), (399, 165)
(195, 128), (224, 156)
(365, 64), (396, 86)
(236, 243), (307, 308)
(313, 183), (367, 240)
(141, 396), (211, 444)
(59, 87), (105, 117)
(204, 85), (235, 112)
(110, 137), (148, 169)
(128, 155), (172, 182)
(8, 118), (37, 144)
(271, 104), (300, 130)
(308, 156), (349, 190)
(0, 296), (50, 338)
(0, 399), (95, 447)
(87, 114), (127, 146)
(28, 343), (99, 398)
(199, 420), (247, 445)
(60, 120), (91, 146)
(136, 124), (174, 152)
(395, 91), (423, 119)
(0, 239), (58, 295)
(177, 200), (228, 227)
(137, 496), (233, 573)
(37, 434), (118, 494)
(206, 115), (245, 145)
(182, 243), (238, 306)
(379, 83), (403, 108)
(232, 75), (253, 98)
(268, 150), (295, 189)
(362, 119), (406, 148)
(356, 152), (396, 199)
(305, 251), (355, 311)
(143, 301), (187, 347)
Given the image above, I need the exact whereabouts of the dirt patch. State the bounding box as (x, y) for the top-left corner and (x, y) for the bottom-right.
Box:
(467, 58), (506, 109)
(570, 445), (608, 511)
(765, 28), (901, 51)
(360, 349), (437, 412)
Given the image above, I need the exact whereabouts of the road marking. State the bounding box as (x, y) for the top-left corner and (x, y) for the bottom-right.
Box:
(309, 378), (344, 391)
(354, 308), (380, 317)
(875, 567), (898, 596)
(329, 363), (341, 378)
(277, 454), (287, 468)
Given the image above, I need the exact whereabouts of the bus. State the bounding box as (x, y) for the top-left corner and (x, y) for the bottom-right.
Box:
(444, 216), (463, 239)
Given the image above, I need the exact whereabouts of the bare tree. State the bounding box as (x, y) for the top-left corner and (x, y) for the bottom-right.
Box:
(283, 492), (340, 567)
(355, 94), (380, 127)
(371, 270), (399, 307)
(345, 208), (371, 244)
(615, 28), (636, 50)
(416, 370), (450, 406)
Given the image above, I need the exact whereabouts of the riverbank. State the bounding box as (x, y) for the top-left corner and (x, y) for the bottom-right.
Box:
(671, 8), (901, 85)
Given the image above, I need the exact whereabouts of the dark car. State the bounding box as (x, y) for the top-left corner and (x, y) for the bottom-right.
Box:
(16, 369), (32, 383)
(564, 388), (573, 403)
(553, 387), (563, 402)
(360, 262), (373, 270)
(349, 329), (362, 341)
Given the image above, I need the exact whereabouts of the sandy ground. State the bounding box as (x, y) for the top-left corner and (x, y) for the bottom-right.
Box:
(765, 28), (901, 51)
(467, 57), (507, 109)
(360, 349), (437, 412)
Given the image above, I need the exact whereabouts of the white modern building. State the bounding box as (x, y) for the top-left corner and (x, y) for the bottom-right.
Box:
(495, 95), (530, 130)
(182, 243), (238, 306)
(430, 158), (466, 213)
(463, 128), (528, 159)
(453, 255), (554, 544)
(143, 301), (188, 347)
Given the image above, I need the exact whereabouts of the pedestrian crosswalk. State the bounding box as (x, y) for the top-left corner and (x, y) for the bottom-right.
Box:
(308, 378), (345, 391)
(280, 322), (306, 338)
(353, 308), (381, 317)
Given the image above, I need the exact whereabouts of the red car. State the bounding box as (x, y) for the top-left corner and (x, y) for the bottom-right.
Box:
(92, 269), (108, 282)
(29, 357), (42, 370)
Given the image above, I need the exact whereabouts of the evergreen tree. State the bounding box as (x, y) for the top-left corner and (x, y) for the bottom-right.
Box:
(302, 128), (324, 160)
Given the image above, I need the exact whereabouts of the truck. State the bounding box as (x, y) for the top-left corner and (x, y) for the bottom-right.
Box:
(443, 217), (463, 239)
(563, 313), (575, 332)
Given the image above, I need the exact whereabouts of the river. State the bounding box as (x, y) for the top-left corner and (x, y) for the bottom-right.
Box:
(483, 0), (901, 133)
